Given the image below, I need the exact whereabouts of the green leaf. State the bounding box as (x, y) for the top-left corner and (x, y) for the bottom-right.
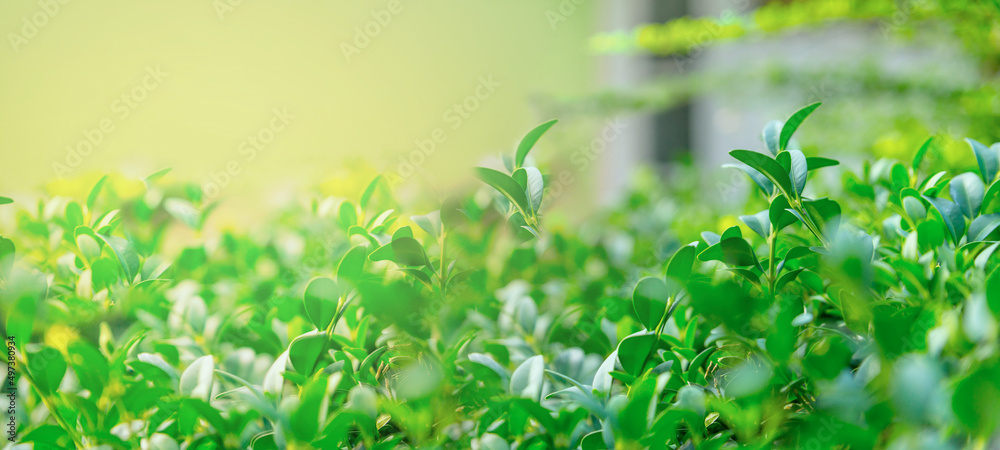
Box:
(303, 277), (340, 330)
(65, 201), (84, 228)
(510, 355), (545, 401)
(775, 268), (805, 293)
(891, 163), (910, 193)
(633, 277), (669, 331)
(0, 196), (11, 205)
(360, 175), (384, 210)
(982, 181), (1000, 215)
(665, 244), (697, 281)
(96, 234), (140, 284)
(950, 172), (985, 218)
(339, 201), (358, 230)
(0, 236), (13, 279)
(902, 196), (927, 221)
(617, 333), (658, 377)
(986, 266), (1000, 320)
(952, 361), (1000, 436)
(789, 149), (808, 195)
(179, 355), (215, 401)
(912, 137), (933, 170)
(969, 214), (1000, 243)
(515, 119), (558, 168)
(515, 167), (544, 213)
(739, 210), (771, 239)
(391, 237), (430, 266)
(779, 102), (821, 152)
(411, 211), (442, 238)
(723, 163), (774, 196)
(966, 137), (999, 184)
(762, 120), (782, 156)
(475, 167), (532, 217)
(806, 157), (839, 171)
(923, 195), (966, 245)
(397, 268), (434, 289)
(729, 150), (795, 199)
(337, 246), (367, 284)
(698, 237), (759, 268)
(769, 196), (798, 232)
(289, 331), (327, 376)
(87, 175), (108, 211)
(27, 346), (66, 395)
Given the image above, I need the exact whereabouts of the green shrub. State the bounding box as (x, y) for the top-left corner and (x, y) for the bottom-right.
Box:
(2, 103), (1000, 448)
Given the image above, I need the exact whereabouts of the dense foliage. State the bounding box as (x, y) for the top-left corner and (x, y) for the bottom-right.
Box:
(3, 104), (1000, 449)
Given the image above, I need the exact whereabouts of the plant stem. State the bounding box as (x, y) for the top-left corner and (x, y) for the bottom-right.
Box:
(767, 231), (778, 299)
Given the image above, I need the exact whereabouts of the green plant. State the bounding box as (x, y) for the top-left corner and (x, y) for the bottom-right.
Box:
(2, 105), (1000, 448)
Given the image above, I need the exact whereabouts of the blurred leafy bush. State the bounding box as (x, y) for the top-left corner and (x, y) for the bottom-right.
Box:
(3, 104), (1000, 448)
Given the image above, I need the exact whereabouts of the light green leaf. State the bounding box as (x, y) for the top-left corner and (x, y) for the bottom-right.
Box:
(739, 210), (771, 239)
(779, 102), (821, 152)
(723, 163), (774, 196)
(912, 137), (933, 170)
(515, 119), (558, 168)
(617, 333), (658, 377)
(510, 355), (545, 401)
(729, 150), (794, 199)
(475, 167), (532, 217)
(969, 214), (1000, 242)
(303, 277), (340, 330)
(96, 234), (140, 284)
(87, 175), (108, 211)
(633, 277), (669, 331)
(950, 172), (985, 218)
(762, 120), (782, 156)
(923, 196), (966, 245)
(966, 137), (999, 184)
(289, 331), (327, 376)
(789, 149), (808, 195)
(179, 355), (215, 401)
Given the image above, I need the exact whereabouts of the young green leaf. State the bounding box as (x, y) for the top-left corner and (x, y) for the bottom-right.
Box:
(779, 102), (821, 152)
(789, 149), (808, 195)
(912, 137), (933, 170)
(510, 355), (545, 402)
(86, 175), (108, 211)
(762, 120), (782, 156)
(303, 277), (340, 330)
(515, 119), (557, 168)
(475, 167), (532, 217)
(723, 163), (774, 196)
(923, 195), (966, 245)
(288, 331), (327, 376)
(950, 172), (985, 218)
(966, 138), (999, 184)
(739, 210), (771, 239)
(730, 150), (795, 199)
(513, 167), (544, 213)
(179, 355), (215, 401)
(633, 277), (669, 331)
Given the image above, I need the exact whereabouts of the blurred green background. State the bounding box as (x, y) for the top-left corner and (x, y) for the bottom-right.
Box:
(0, 0), (597, 221)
